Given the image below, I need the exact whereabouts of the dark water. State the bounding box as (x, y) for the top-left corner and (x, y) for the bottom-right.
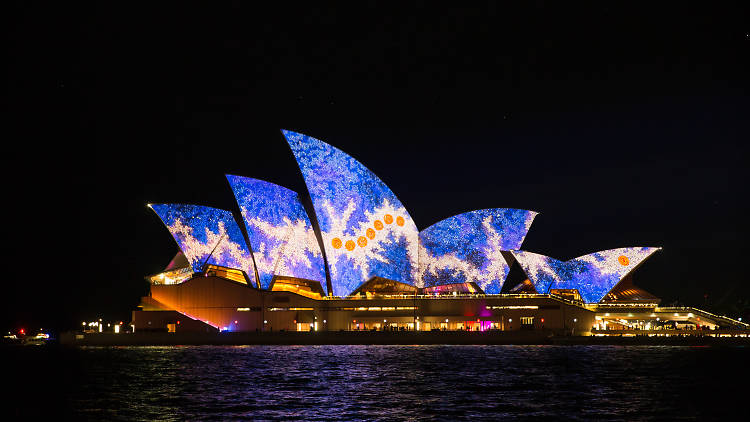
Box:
(4, 345), (748, 421)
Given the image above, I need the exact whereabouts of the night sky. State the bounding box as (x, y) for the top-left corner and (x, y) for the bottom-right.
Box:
(6, 3), (749, 331)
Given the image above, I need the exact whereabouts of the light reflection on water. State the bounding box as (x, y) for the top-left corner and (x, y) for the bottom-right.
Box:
(6, 345), (749, 420)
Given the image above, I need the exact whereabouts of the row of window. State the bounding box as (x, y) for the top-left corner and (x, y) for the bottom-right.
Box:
(263, 306), (419, 312)
(238, 306), (543, 315)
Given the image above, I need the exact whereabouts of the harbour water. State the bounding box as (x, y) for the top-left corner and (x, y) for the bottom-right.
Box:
(5, 345), (748, 420)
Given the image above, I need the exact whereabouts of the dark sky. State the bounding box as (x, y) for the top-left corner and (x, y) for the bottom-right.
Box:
(6, 2), (749, 331)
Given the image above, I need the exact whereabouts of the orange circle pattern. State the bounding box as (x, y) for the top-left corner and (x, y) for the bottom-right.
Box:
(334, 215), (406, 253)
(618, 255), (630, 266)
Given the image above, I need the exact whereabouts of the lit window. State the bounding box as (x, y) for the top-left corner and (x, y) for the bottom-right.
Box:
(490, 306), (538, 310)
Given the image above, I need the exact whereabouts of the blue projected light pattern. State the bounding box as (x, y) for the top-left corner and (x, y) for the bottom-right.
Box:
(226, 175), (326, 292)
(510, 247), (661, 303)
(419, 209), (538, 293)
(283, 130), (420, 296)
(149, 204), (256, 282)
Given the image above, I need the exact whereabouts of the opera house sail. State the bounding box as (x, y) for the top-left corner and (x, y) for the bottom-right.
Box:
(148, 203), (256, 284)
(283, 130), (420, 296)
(226, 175), (327, 292)
(510, 247), (662, 303)
(418, 208), (537, 294)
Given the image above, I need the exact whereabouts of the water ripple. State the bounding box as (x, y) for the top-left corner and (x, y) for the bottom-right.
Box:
(4, 345), (748, 420)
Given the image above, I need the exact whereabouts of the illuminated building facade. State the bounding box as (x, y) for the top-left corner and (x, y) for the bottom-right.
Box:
(510, 247), (661, 303)
(134, 130), (748, 334)
(283, 130), (420, 296)
(419, 208), (537, 294)
(148, 204), (255, 283)
(226, 175), (326, 291)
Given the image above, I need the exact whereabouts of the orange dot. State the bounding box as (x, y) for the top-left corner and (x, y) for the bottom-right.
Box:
(618, 255), (630, 266)
(345, 240), (356, 251)
(331, 238), (342, 249)
(384, 214), (393, 224)
(357, 236), (367, 247)
(374, 220), (384, 230)
(396, 216), (405, 226)
(366, 228), (376, 239)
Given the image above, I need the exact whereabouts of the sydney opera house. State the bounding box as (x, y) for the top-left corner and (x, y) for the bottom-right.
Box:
(133, 130), (745, 335)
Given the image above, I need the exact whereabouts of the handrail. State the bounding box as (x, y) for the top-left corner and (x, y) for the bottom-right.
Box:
(322, 293), (587, 308)
(327, 293), (551, 300)
(655, 306), (749, 328)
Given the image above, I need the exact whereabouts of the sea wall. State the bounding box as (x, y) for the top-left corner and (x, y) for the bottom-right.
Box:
(59, 330), (750, 346)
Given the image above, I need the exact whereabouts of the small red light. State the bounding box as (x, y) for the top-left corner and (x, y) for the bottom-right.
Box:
(176, 321), (180, 325)
(234, 320), (238, 324)
(19, 328), (25, 335)
(541, 318), (545, 323)
(353, 320), (357, 323)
